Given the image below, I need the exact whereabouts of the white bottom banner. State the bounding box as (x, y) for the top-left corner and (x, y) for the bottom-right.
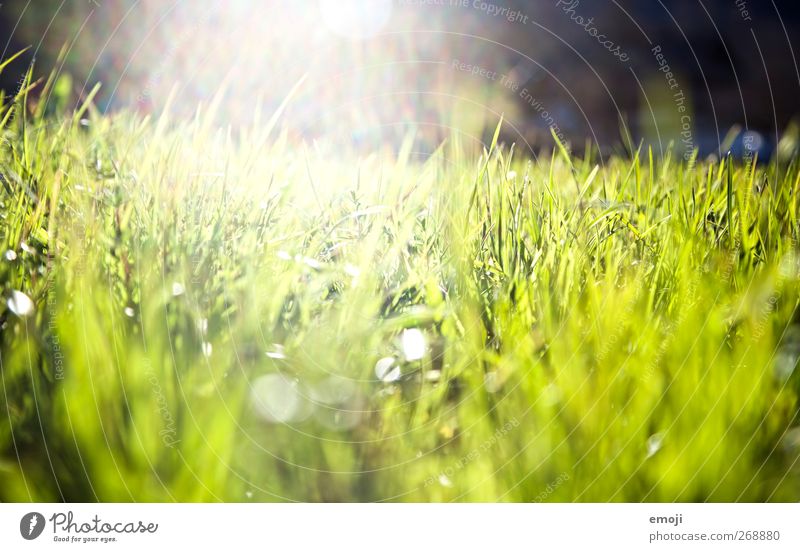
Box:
(1, 504), (798, 550)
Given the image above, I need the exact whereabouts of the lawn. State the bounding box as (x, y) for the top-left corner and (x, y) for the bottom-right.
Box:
(2, 68), (800, 502)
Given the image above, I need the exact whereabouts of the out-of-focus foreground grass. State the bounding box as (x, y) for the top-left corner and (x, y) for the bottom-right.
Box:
(2, 69), (800, 502)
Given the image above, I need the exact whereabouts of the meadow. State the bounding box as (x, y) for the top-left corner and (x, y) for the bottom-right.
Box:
(2, 64), (800, 502)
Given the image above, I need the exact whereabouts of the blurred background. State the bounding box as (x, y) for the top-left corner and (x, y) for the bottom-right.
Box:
(1, 0), (798, 157)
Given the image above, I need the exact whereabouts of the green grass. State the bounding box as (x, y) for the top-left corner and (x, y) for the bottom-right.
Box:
(2, 74), (800, 502)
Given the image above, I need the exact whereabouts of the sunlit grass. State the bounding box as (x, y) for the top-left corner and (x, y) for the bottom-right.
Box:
(1, 69), (800, 502)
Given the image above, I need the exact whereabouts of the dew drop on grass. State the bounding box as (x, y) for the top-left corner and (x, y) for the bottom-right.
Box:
(276, 250), (291, 261)
(775, 349), (799, 382)
(265, 344), (286, 359)
(124, 307), (135, 318)
(20, 242), (34, 255)
(782, 428), (800, 451)
(312, 377), (362, 430)
(484, 371), (502, 393)
(375, 356), (401, 382)
(401, 328), (426, 361)
(202, 342), (213, 358)
(250, 374), (309, 424)
(542, 384), (561, 406)
(7, 290), (34, 317)
(647, 433), (664, 458)
(312, 376), (357, 405)
(302, 256), (321, 270)
(375, 386), (397, 399)
(171, 282), (185, 297)
(425, 369), (441, 383)
(438, 474), (453, 487)
(316, 404), (362, 431)
(197, 318), (208, 335)
(344, 263), (361, 278)
(4, 249), (16, 261)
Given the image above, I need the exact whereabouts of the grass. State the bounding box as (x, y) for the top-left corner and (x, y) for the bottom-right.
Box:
(2, 72), (800, 502)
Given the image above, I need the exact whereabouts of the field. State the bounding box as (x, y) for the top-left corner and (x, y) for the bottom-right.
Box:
(2, 70), (800, 502)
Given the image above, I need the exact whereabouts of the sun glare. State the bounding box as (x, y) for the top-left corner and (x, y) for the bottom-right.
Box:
(319, 0), (393, 39)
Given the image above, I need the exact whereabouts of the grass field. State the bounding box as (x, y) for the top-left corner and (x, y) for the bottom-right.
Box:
(2, 69), (800, 502)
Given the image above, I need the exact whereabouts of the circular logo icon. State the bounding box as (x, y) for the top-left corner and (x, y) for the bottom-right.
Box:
(20, 512), (45, 540)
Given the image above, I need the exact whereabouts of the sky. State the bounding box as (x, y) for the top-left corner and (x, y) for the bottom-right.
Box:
(1, 0), (798, 156)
